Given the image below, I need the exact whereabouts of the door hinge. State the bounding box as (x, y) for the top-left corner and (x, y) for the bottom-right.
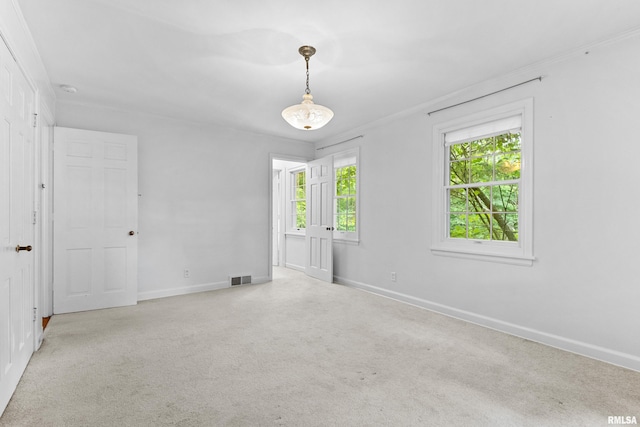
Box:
(33, 307), (37, 322)
(33, 210), (37, 225)
(33, 113), (38, 128)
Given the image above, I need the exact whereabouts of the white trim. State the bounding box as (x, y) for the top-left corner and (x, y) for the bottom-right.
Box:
(431, 248), (534, 266)
(137, 274), (270, 301)
(250, 275), (270, 285)
(432, 98), (534, 264)
(137, 281), (230, 301)
(284, 262), (305, 272)
(334, 275), (640, 373)
(284, 231), (305, 238)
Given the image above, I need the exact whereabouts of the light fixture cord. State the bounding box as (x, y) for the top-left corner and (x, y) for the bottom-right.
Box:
(305, 56), (311, 95)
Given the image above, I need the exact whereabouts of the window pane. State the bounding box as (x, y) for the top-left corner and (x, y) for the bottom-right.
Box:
(468, 187), (491, 212)
(496, 132), (521, 152)
(470, 156), (493, 183)
(334, 163), (357, 235)
(449, 214), (467, 238)
(346, 215), (356, 232)
(347, 197), (356, 214)
(450, 160), (469, 185)
(296, 213), (306, 229)
(468, 214), (491, 240)
(493, 213), (518, 241)
(337, 198), (347, 215)
(448, 188), (467, 213)
(296, 200), (306, 229)
(492, 185), (518, 212)
(450, 142), (470, 160)
(472, 137), (495, 156)
(495, 152), (521, 180)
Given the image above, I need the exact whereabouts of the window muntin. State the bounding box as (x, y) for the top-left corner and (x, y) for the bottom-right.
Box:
(335, 165), (356, 232)
(447, 131), (521, 241)
(291, 169), (306, 230)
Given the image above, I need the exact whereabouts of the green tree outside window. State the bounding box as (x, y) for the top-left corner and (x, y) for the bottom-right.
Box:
(335, 165), (356, 232)
(448, 132), (520, 241)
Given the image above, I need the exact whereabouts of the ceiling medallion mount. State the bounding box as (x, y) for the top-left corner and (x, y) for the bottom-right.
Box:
(298, 45), (316, 58)
(282, 45), (334, 131)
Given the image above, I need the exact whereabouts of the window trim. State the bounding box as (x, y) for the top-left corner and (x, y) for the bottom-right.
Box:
(431, 98), (534, 266)
(332, 148), (360, 243)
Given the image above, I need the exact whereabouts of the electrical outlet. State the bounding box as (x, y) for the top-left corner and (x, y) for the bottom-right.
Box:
(183, 269), (190, 278)
(391, 272), (397, 282)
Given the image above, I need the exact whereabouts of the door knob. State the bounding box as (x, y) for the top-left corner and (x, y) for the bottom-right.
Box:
(129, 231), (135, 236)
(15, 245), (32, 253)
(325, 227), (334, 231)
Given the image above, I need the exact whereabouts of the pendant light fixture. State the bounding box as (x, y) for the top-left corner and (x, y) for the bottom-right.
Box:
(282, 45), (334, 130)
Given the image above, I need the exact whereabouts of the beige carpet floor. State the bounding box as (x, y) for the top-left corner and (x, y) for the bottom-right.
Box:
(1, 267), (639, 426)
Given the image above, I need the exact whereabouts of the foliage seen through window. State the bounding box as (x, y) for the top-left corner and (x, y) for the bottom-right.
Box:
(448, 132), (520, 241)
(335, 165), (356, 232)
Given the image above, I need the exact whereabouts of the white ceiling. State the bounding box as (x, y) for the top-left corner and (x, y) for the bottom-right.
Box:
(16, 0), (640, 143)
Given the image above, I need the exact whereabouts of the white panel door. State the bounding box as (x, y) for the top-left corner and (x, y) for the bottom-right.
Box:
(53, 127), (138, 314)
(305, 157), (333, 282)
(0, 38), (36, 415)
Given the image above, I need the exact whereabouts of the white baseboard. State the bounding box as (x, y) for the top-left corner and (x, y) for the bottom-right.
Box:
(284, 263), (305, 272)
(138, 281), (229, 301)
(334, 275), (640, 373)
(251, 275), (270, 285)
(137, 275), (271, 302)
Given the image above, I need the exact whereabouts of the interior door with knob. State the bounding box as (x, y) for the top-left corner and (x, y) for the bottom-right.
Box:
(53, 127), (138, 314)
(305, 156), (333, 282)
(0, 37), (36, 415)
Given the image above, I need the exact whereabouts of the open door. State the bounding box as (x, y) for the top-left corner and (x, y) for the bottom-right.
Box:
(53, 127), (138, 314)
(305, 156), (333, 282)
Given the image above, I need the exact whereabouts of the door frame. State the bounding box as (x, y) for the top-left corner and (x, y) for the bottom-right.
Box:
(268, 153), (310, 281)
(36, 103), (54, 325)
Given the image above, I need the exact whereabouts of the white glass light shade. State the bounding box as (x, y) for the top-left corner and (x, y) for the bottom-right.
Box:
(282, 93), (334, 130)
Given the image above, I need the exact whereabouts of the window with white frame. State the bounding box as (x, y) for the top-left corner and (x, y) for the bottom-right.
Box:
(333, 150), (359, 242)
(289, 168), (306, 231)
(432, 99), (533, 265)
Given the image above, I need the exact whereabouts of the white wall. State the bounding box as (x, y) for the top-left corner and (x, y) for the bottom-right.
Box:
(319, 33), (640, 371)
(56, 102), (314, 299)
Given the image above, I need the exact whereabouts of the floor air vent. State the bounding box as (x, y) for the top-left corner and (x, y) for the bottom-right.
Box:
(229, 275), (252, 286)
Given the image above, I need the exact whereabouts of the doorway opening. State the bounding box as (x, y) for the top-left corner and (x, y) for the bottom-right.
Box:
(271, 156), (307, 278)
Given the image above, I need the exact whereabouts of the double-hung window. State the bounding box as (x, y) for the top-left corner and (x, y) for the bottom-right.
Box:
(290, 168), (306, 231)
(432, 99), (533, 265)
(333, 149), (359, 242)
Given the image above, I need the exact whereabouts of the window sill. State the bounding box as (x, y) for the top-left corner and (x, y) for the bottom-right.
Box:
(431, 247), (534, 266)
